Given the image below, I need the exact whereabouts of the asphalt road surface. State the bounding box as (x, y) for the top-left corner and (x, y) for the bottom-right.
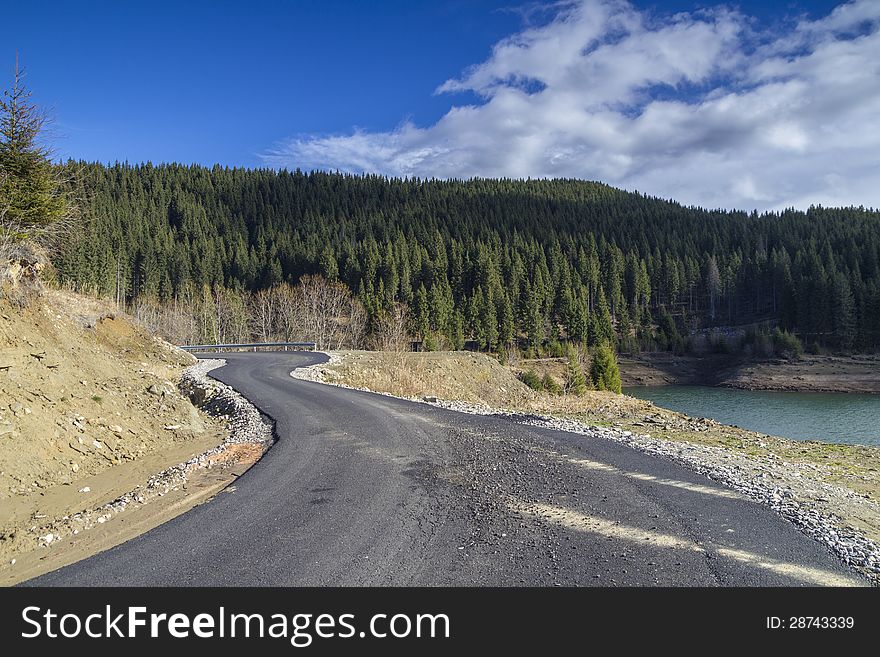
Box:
(28, 352), (865, 586)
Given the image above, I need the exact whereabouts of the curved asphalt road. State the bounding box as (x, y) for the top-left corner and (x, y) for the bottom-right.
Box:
(28, 352), (864, 586)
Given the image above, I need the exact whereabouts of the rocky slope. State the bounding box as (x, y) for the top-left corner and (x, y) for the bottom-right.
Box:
(0, 290), (238, 575)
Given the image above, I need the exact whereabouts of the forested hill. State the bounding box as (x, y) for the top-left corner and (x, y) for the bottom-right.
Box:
(57, 162), (880, 352)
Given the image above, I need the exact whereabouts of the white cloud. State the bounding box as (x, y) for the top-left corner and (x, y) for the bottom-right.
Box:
(262, 0), (880, 211)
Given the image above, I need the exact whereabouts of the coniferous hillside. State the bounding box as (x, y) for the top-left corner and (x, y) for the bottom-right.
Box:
(56, 162), (880, 352)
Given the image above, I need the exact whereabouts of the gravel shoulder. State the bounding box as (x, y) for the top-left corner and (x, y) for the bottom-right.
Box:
(294, 350), (880, 584)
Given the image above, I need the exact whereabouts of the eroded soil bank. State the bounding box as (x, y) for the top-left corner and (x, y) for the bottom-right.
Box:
(618, 352), (880, 393)
(0, 292), (269, 584)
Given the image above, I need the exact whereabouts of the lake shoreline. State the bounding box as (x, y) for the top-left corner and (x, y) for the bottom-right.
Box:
(623, 384), (880, 447)
(619, 352), (880, 394)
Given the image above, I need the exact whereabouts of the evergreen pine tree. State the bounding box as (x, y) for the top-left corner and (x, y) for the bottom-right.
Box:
(565, 345), (588, 395)
(590, 343), (622, 394)
(498, 293), (515, 348)
(413, 283), (429, 340)
(449, 309), (465, 350)
(480, 287), (499, 351)
(319, 245), (339, 281)
(589, 288), (614, 346)
(0, 58), (71, 242)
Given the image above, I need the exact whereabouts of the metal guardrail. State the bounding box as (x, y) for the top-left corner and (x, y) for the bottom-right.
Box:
(179, 342), (317, 352)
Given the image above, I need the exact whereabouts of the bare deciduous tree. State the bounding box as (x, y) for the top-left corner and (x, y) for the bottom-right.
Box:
(274, 282), (301, 342)
(249, 287), (277, 342)
(296, 275), (351, 350)
(371, 302), (411, 352)
(347, 296), (368, 350)
(706, 255), (721, 321)
(129, 274), (369, 350)
(214, 287), (249, 343)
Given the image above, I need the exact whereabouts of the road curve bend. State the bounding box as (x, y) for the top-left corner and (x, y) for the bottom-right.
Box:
(28, 352), (865, 586)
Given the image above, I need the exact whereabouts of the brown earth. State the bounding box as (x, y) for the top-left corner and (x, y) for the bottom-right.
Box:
(618, 352), (880, 393)
(617, 352), (726, 387)
(717, 354), (880, 393)
(0, 444), (262, 586)
(0, 289), (238, 581)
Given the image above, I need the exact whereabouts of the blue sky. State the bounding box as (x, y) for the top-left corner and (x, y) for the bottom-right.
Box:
(12, 1), (524, 165)
(7, 1), (879, 210)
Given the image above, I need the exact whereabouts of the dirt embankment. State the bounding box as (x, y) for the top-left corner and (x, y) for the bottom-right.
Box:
(0, 290), (257, 583)
(305, 351), (880, 551)
(313, 350), (542, 408)
(617, 352), (880, 393)
(617, 352), (727, 387)
(717, 354), (880, 393)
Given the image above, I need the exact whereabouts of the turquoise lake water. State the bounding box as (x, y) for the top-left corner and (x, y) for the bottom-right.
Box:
(623, 385), (880, 446)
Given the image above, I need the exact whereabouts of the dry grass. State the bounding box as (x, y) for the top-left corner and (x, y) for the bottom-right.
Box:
(322, 350), (540, 408)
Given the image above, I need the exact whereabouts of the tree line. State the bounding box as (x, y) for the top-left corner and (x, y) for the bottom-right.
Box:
(53, 162), (880, 354)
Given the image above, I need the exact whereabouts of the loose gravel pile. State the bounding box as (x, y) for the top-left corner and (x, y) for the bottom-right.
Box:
(180, 359), (273, 446)
(31, 359), (273, 550)
(292, 357), (880, 584)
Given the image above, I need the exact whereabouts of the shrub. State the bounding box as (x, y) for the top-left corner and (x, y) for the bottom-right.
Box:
(422, 332), (438, 352)
(520, 368), (543, 391)
(590, 343), (622, 394)
(542, 372), (562, 395)
(565, 345), (588, 396)
(772, 328), (803, 359)
(547, 339), (565, 358)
